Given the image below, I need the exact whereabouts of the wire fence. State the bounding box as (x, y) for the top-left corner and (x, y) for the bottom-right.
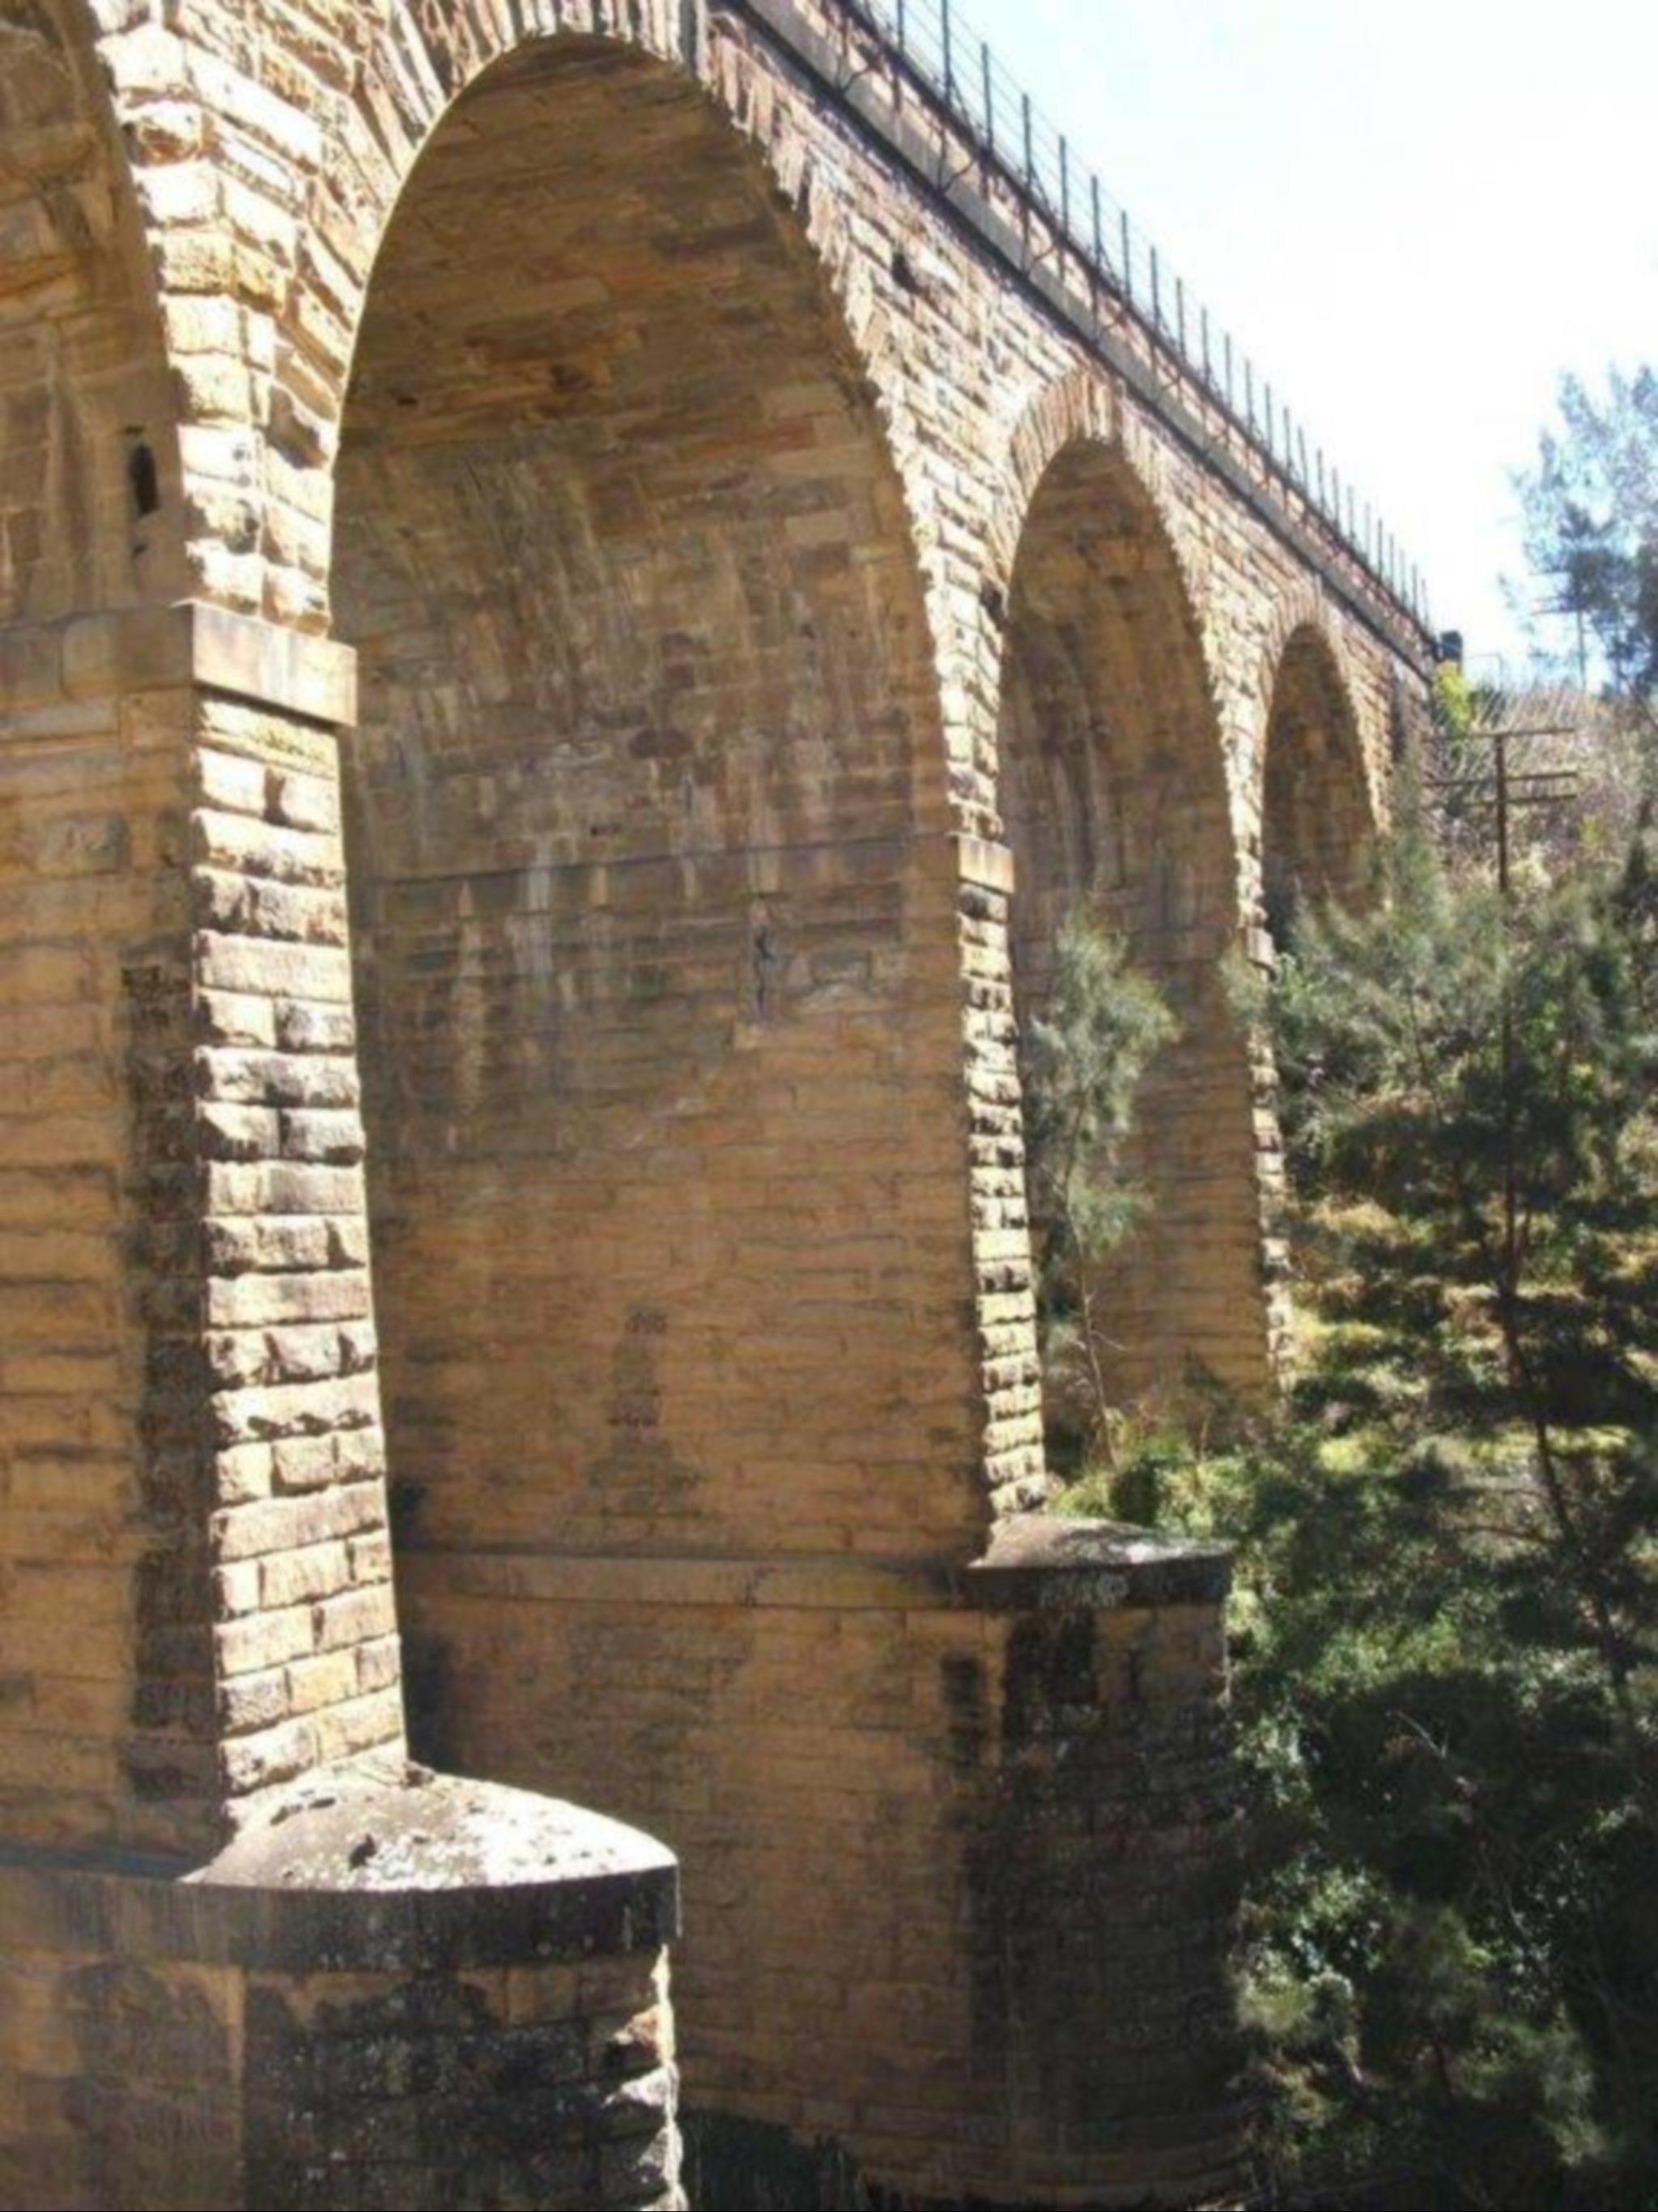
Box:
(835, 0), (1431, 629)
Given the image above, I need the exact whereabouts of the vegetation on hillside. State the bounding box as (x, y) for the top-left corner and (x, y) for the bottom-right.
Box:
(1028, 812), (1658, 2209)
(1022, 397), (1658, 2201)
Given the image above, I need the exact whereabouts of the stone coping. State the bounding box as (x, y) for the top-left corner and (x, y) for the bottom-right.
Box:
(0, 1767), (679, 1972)
(396, 1513), (1231, 1614)
(969, 1512), (1232, 1608)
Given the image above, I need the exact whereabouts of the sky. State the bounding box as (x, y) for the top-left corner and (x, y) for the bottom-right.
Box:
(965, 0), (1658, 672)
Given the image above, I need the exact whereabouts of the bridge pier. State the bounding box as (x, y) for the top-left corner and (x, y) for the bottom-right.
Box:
(0, 1774), (681, 2212)
(402, 1521), (1242, 2210)
(0, 1), (1430, 2204)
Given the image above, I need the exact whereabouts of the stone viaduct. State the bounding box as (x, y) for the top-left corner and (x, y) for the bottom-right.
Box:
(0, 1), (1435, 2205)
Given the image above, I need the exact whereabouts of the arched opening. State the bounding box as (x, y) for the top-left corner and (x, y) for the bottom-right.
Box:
(332, 37), (979, 1615)
(997, 439), (1269, 1415)
(0, 1), (184, 620)
(1261, 624), (1375, 945)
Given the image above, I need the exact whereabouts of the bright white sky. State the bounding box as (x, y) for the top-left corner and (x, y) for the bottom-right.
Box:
(966, 0), (1658, 669)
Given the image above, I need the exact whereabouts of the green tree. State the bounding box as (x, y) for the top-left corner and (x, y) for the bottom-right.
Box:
(1519, 368), (1658, 717)
(1069, 814), (1658, 2206)
(1020, 909), (1176, 1470)
(1515, 372), (1658, 864)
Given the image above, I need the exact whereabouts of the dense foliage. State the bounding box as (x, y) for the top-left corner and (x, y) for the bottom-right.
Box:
(1049, 810), (1658, 2207)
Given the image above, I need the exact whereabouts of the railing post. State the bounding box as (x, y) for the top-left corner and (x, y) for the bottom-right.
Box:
(842, 0), (1423, 637)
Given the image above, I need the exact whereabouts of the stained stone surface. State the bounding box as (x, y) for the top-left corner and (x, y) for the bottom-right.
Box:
(201, 1764), (678, 1897)
(0, 0), (1431, 2203)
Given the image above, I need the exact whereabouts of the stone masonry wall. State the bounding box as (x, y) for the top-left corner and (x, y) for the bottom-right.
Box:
(399, 1523), (1241, 2207)
(0, 1772), (682, 2212)
(0, 608), (195, 1851)
(997, 435), (1273, 1394)
(0, 1), (188, 623)
(338, 40), (984, 1565)
(36, 0), (1430, 1518)
(0, 605), (403, 1859)
(0, 2), (1432, 2203)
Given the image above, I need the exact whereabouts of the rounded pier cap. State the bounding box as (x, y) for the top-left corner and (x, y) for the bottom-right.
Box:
(201, 1765), (672, 1896)
(968, 1512), (1232, 1609)
(170, 1764), (682, 1972)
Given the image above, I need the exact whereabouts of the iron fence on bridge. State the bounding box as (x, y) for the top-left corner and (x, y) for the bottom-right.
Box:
(829, 0), (1431, 630)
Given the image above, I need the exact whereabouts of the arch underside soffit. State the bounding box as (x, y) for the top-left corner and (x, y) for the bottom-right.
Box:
(334, 36), (986, 1569)
(998, 443), (1234, 985)
(1262, 623), (1377, 938)
(997, 437), (1273, 1402)
(0, 0), (184, 624)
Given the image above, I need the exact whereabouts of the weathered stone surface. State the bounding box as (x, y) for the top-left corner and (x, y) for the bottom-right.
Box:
(0, 0), (1431, 2204)
(0, 1772), (682, 2210)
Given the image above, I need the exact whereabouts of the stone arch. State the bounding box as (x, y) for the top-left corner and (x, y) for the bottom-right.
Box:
(1259, 606), (1379, 943)
(160, 0), (922, 649)
(330, 28), (984, 1657)
(994, 397), (1273, 1415)
(0, 0), (187, 621)
(989, 374), (1205, 632)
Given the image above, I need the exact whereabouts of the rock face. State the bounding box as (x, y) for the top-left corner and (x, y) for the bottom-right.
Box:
(0, 2), (1430, 2205)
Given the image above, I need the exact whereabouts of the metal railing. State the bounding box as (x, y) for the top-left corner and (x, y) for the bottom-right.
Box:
(831, 0), (1431, 631)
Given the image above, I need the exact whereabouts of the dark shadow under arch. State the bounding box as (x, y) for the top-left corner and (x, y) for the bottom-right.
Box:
(334, 34), (979, 1586)
(1262, 623), (1377, 945)
(997, 438), (1272, 1414)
